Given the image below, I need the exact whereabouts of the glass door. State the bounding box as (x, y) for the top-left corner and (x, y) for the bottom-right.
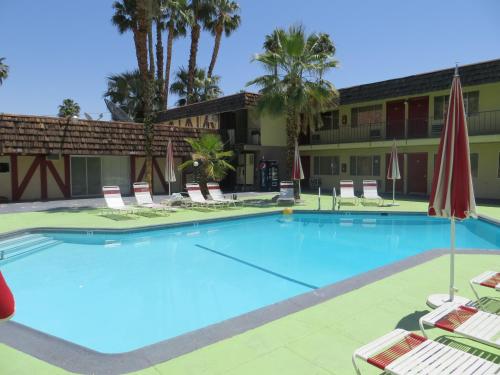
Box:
(71, 157), (102, 197)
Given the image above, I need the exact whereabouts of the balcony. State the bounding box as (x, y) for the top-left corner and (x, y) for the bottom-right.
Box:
(304, 109), (500, 145)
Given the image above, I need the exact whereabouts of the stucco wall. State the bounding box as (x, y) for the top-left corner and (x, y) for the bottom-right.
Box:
(260, 114), (286, 147)
(0, 156), (12, 201)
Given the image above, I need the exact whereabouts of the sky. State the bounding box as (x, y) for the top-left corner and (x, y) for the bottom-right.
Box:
(0, 0), (499, 119)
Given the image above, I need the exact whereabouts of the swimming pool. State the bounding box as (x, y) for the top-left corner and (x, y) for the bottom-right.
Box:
(1, 212), (498, 353)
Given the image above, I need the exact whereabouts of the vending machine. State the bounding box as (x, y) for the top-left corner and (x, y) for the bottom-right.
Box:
(258, 159), (279, 191)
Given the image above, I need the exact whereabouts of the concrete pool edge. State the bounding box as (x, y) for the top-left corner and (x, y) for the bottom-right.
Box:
(0, 249), (498, 374)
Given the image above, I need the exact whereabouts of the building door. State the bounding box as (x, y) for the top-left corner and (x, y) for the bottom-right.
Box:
(300, 156), (310, 188)
(386, 100), (405, 139)
(407, 153), (428, 194)
(385, 153), (404, 193)
(408, 97), (429, 138)
(71, 156), (102, 197)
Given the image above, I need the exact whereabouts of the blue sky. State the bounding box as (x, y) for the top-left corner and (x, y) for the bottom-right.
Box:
(1, 0), (499, 119)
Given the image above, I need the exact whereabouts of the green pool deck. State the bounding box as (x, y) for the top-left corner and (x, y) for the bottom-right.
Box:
(0, 196), (499, 374)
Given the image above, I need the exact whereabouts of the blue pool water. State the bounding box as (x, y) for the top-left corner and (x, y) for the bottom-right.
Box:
(1, 213), (499, 353)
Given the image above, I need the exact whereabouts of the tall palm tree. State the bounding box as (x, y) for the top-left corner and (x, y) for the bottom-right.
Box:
(170, 66), (222, 106)
(178, 133), (234, 191)
(186, 0), (213, 102)
(247, 25), (338, 179)
(160, 0), (191, 108)
(58, 99), (81, 118)
(0, 58), (9, 86)
(206, 0), (240, 78)
(262, 28), (285, 77)
(112, 0), (142, 70)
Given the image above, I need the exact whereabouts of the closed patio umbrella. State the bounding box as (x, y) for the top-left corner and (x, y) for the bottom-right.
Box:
(387, 140), (401, 206)
(427, 66), (477, 308)
(0, 271), (14, 321)
(292, 140), (304, 196)
(164, 140), (176, 195)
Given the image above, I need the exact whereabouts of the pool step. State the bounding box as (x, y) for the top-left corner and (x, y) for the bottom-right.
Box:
(0, 234), (60, 261)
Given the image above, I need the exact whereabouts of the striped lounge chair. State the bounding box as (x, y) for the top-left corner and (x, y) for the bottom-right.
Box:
(419, 302), (499, 349)
(353, 328), (499, 374)
(339, 180), (359, 206)
(470, 271), (499, 302)
(133, 182), (176, 212)
(276, 181), (295, 206)
(102, 186), (138, 215)
(207, 182), (238, 206)
(361, 180), (383, 206)
(186, 183), (225, 208)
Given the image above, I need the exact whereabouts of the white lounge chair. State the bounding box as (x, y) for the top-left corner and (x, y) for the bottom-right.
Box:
(186, 183), (225, 208)
(102, 186), (138, 214)
(419, 302), (500, 349)
(207, 182), (238, 206)
(339, 180), (359, 206)
(133, 182), (176, 212)
(361, 180), (383, 206)
(276, 181), (295, 206)
(470, 271), (499, 302)
(353, 328), (499, 374)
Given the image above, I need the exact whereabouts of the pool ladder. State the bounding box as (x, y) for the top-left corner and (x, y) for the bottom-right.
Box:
(0, 234), (60, 261)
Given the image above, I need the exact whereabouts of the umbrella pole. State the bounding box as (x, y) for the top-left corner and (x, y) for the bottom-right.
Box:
(392, 179), (395, 205)
(449, 217), (456, 302)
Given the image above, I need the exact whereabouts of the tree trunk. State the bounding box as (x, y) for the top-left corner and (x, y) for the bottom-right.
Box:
(207, 23), (222, 78)
(156, 18), (165, 108)
(148, 22), (155, 80)
(187, 22), (201, 103)
(285, 107), (298, 180)
(164, 22), (174, 109)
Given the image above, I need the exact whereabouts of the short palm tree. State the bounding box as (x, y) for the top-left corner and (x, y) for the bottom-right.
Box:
(0, 57), (9, 86)
(170, 66), (222, 106)
(206, 0), (240, 78)
(58, 99), (81, 118)
(247, 25), (338, 178)
(179, 133), (234, 191)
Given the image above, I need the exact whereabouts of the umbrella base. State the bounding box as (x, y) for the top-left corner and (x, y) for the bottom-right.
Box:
(426, 293), (470, 309)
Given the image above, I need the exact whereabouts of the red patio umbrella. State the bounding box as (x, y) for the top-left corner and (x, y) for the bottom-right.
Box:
(387, 139), (401, 206)
(428, 66), (477, 306)
(292, 141), (304, 196)
(0, 271), (15, 321)
(164, 139), (176, 196)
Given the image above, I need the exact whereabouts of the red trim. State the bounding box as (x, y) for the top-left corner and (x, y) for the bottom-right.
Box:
(46, 160), (69, 198)
(187, 186), (201, 191)
(40, 156), (48, 200)
(130, 155), (136, 189)
(64, 155), (70, 198)
(479, 273), (500, 288)
(10, 155), (18, 201)
(16, 156), (42, 201)
(133, 187), (150, 193)
(103, 190), (121, 195)
(153, 158), (169, 193)
(367, 333), (426, 370)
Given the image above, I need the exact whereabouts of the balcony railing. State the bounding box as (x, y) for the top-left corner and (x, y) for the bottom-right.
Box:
(303, 109), (500, 146)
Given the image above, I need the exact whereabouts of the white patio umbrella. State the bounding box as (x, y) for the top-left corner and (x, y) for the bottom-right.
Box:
(164, 140), (176, 195)
(427, 66), (477, 308)
(387, 140), (401, 206)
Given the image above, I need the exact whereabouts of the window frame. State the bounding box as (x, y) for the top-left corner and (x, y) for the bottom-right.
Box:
(351, 105), (383, 128)
(313, 156), (340, 175)
(349, 155), (381, 176)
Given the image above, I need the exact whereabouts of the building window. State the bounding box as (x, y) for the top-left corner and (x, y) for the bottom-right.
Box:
(470, 153), (478, 178)
(434, 95), (449, 120)
(463, 91), (479, 115)
(313, 156), (339, 175)
(351, 105), (382, 128)
(349, 155), (380, 176)
(316, 111), (339, 130)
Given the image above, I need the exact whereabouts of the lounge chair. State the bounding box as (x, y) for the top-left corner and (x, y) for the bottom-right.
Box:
(162, 192), (191, 208)
(133, 182), (176, 212)
(186, 183), (225, 208)
(352, 328), (499, 374)
(339, 180), (359, 206)
(470, 271), (499, 302)
(419, 302), (499, 349)
(207, 182), (238, 206)
(102, 186), (138, 215)
(361, 180), (383, 206)
(276, 181), (295, 206)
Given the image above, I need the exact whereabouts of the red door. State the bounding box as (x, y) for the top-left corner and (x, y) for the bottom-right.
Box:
(408, 97), (429, 138)
(407, 153), (428, 194)
(300, 156), (310, 188)
(386, 100), (405, 139)
(385, 153), (404, 193)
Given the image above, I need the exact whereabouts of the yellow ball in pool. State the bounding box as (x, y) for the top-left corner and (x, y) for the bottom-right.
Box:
(282, 208), (293, 215)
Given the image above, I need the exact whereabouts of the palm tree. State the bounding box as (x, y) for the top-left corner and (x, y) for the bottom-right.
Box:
(247, 25), (338, 179)
(170, 66), (222, 106)
(206, 0), (240, 78)
(0, 58), (8, 86)
(112, 0), (142, 70)
(186, 0), (213, 102)
(179, 133), (234, 191)
(160, 0), (191, 107)
(58, 99), (81, 118)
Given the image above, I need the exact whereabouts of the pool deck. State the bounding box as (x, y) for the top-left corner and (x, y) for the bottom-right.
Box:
(0, 195), (499, 374)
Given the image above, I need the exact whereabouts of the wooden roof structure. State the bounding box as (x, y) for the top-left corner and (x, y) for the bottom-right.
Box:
(0, 114), (213, 156)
